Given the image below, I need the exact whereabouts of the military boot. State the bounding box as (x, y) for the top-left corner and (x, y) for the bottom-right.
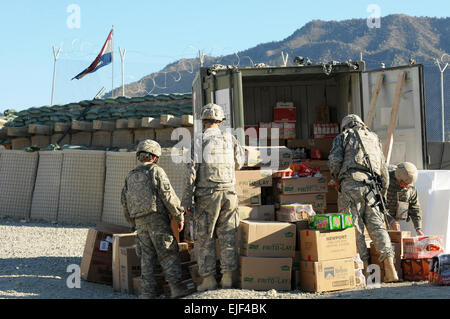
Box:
(197, 274), (217, 292)
(383, 257), (399, 283)
(220, 271), (233, 289)
(139, 293), (156, 299)
(169, 282), (189, 299)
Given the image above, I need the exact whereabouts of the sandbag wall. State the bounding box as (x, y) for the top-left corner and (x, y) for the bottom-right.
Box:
(0, 148), (190, 225)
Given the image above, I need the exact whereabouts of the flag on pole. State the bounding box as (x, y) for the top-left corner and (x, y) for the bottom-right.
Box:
(72, 29), (113, 80)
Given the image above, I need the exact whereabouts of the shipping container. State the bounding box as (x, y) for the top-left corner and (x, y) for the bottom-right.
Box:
(191, 62), (427, 169)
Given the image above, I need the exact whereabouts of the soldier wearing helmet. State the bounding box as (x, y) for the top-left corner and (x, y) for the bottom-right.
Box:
(328, 114), (399, 283)
(182, 103), (245, 292)
(386, 162), (424, 235)
(121, 139), (188, 299)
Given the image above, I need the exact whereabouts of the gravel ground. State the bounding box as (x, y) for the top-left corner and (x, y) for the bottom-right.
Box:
(1, 218), (449, 299)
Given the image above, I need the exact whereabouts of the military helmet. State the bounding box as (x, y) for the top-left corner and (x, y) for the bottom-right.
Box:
(341, 114), (365, 131)
(136, 139), (162, 157)
(201, 103), (225, 121)
(395, 162), (418, 184)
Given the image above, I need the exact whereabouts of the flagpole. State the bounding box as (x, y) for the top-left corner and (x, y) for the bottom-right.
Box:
(51, 46), (61, 105)
(111, 25), (114, 98)
(119, 46), (126, 96)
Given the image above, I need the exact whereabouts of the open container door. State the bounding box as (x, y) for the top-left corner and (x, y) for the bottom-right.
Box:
(192, 66), (245, 144)
(361, 64), (427, 169)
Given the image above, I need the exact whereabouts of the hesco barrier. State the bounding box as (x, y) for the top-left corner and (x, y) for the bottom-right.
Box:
(0, 148), (190, 225)
(0, 150), (38, 220)
(30, 151), (63, 222)
(101, 152), (137, 227)
(57, 150), (106, 224)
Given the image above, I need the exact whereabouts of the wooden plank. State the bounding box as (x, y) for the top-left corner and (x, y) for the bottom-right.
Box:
(384, 71), (406, 164)
(28, 124), (52, 135)
(181, 115), (194, 127)
(160, 114), (182, 127)
(93, 120), (115, 131)
(72, 120), (93, 132)
(116, 119), (129, 129)
(7, 126), (29, 137)
(365, 73), (384, 129)
(142, 117), (164, 129)
(127, 118), (142, 129)
(54, 122), (71, 133)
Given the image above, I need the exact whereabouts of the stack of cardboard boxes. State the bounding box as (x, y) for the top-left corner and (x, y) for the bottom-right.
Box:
(297, 227), (357, 292)
(235, 169), (275, 221)
(273, 174), (328, 217)
(239, 220), (296, 291)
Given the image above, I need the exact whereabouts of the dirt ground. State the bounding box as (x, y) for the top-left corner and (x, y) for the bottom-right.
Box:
(0, 218), (449, 299)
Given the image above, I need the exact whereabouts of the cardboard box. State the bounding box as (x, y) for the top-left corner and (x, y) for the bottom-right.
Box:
(274, 107), (296, 123)
(274, 177), (328, 195)
(401, 258), (433, 281)
(240, 256), (292, 291)
(237, 186), (262, 206)
(112, 233), (136, 292)
(303, 160), (330, 172)
(240, 220), (296, 257)
(235, 169), (273, 187)
(387, 230), (411, 244)
(403, 236), (444, 259)
(119, 246), (141, 294)
(287, 138), (334, 159)
(283, 122), (296, 139)
(300, 258), (356, 292)
(239, 205), (275, 221)
(299, 227), (357, 262)
(80, 228), (115, 285)
(274, 193), (327, 213)
(370, 242), (402, 277)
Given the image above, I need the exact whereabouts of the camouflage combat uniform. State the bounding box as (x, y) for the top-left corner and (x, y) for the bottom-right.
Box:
(121, 163), (184, 297)
(328, 123), (394, 263)
(386, 166), (423, 230)
(182, 127), (245, 277)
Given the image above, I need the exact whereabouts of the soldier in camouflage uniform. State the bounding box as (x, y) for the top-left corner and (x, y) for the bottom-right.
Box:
(121, 139), (188, 299)
(387, 162), (424, 235)
(182, 103), (245, 291)
(328, 114), (399, 282)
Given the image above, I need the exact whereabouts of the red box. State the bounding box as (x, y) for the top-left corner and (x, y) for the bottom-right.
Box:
(401, 258), (432, 281)
(402, 236), (444, 259)
(274, 107), (296, 122)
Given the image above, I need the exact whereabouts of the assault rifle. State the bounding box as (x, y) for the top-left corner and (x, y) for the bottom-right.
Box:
(352, 128), (396, 228)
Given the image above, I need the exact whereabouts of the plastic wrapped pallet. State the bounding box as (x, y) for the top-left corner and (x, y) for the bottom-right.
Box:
(30, 151), (63, 222)
(101, 152), (138, 227)
(57, 150), (105, 224)
(0, 150), (38, 219)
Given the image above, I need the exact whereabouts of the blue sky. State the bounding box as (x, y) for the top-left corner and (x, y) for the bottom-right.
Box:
(0, 0), (448, 112)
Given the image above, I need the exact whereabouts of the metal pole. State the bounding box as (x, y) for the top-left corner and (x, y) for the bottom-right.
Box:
(436, 54), (449, 142)
(111, 25), (114, 98)
(119, 47), (126, 96)
(51, 46), (61, 105)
